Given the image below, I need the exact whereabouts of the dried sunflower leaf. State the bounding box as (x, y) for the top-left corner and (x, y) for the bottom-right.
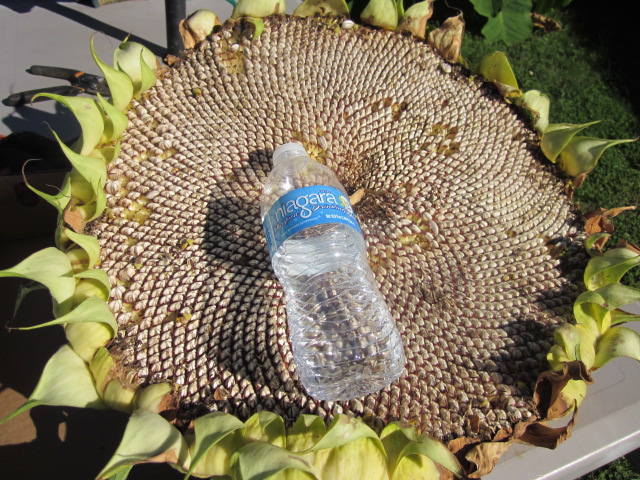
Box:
(186, 412), (246, 479)
(179, 10), (222, 49)
(230, 442), (319, 480)
(533, 361), (591, 420)
(91, 35), (134, 112)
(293, 0), (349, 17)
(0, 344), (106, 425)
(427, 13), (464, 63)
(399, 0), (435, 39)
(558, 136), (637, 177)
(593, 326), (640, 368)
(585, 232), (611, 255)
(97, 410), (191, 479)
(584, 247), (640, 291)
(32, 94), (104, 156)
(516, 407), (577, 448)
(464, 440), (512, 478)
(540, 121), (600, 163)
(0, 247), (75, 313)
(360, 0), (398, 30)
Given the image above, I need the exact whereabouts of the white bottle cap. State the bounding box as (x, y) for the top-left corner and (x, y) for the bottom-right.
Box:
(272, 142), (308, 166)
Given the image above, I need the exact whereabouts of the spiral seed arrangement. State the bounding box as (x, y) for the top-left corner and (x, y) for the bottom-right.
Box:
(92, 16), (585, 442)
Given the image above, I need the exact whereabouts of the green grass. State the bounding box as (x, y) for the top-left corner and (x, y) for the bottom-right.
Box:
(578, 456), (640, 480)
(456, 2), (640, 287)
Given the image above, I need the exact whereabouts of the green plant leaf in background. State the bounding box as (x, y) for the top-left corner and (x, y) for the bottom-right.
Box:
(470, 0), (533, 45)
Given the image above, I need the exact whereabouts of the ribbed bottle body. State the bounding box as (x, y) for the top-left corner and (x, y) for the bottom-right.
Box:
(261, 144), (405, 401)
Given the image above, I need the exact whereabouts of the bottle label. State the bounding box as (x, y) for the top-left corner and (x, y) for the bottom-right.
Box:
(263, 185), (362, 256)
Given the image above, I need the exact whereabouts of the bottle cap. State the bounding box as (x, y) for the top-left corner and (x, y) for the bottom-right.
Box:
(272, 142), (307, 166)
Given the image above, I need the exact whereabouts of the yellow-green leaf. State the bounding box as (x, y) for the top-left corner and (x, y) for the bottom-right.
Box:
(33, 94), (104, 155)
(232, 0), (286, 18)
(360, 0), (398, 30)
(134, 383), (173, 413)
(1, 344), (106, 424)
(515, 89), (550, 133)
(18, 294), (116, 337)
(186, 412), (246, 479)
(585, 232), (611, 256)
(243, 410), (286, 448)
(392, 450), (441, 480)
(230, 442), (319, 480)
(309, 415), (384, 454)
(97, 93), (129, 144)
(584, 247), (640, 291)
(0, 247), (75, 313)
(97, 410), (191, 479)
(539, 121), (600, 163)
(293, 0), (349, 17)
(477, 51), (522, 100)
(64, 227), (101, 268)
(113, 41), (158, 95)
(25, 174), (71, 217)
(558, 136), (637, 177)
(54, 131), (107, 220)
(287, 415), (327, 453)
(593, 326), (640, 368)
(91, 35), (134, 111)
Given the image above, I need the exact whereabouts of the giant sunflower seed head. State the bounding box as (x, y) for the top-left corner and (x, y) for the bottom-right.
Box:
(87, 15), (587, 445)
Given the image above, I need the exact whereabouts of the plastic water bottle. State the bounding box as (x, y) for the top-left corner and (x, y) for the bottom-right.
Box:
(261, 143), (406, 401)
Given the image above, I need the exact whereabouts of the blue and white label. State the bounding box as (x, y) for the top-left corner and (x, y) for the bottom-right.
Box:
(263, 185), (362, 256)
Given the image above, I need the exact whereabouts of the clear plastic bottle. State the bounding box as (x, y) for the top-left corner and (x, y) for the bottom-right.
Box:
(261, 143), (405, 401)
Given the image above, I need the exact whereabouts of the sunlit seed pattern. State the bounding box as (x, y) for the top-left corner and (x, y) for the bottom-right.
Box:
(89, 16), (585, 442)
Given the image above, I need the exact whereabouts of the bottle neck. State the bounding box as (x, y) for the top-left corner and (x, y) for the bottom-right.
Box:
(272, 142), (309, 167)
